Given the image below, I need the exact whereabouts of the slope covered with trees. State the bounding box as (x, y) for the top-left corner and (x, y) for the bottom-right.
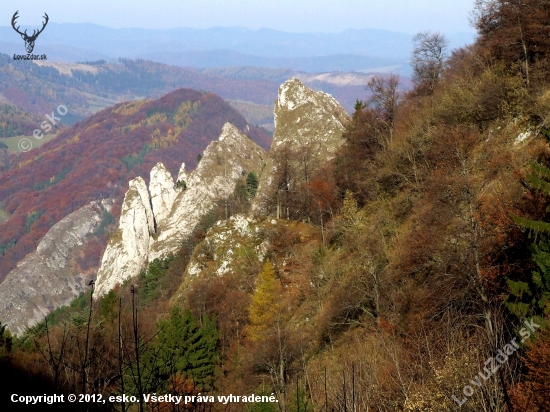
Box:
(0, 55), (280, 123)
(0, 56), (381, 132)
(0, 88), (270, 282)
(0, 105), (44, 138)
(5, 2), (550, 411)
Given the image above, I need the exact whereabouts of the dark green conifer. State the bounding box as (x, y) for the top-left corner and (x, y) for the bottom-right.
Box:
(246, 171), (259, 198)
(152, 307), (218, 390)
(508, 153), (550, 322)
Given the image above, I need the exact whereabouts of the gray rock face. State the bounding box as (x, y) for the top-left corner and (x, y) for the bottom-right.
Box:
(135, 176), (156, 236)
(150, 162), (176, 225)
(0, 199), (114, 335)
(95, 122), (267, 296)
(252, 78), (349, 215)
(95, 177), (156, 296)
(149, 123), (266, 261)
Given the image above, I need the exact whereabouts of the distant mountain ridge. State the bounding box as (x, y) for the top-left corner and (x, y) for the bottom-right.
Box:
(0, 23), (474, 58)
(0, 55), (384, 132)
(0, 23), (475, 73)
(138, 50), (406, 74)
(0, 55), (280, 126)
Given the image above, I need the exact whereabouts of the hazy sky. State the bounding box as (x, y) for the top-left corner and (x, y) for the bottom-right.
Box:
(1, 0), (475, 34)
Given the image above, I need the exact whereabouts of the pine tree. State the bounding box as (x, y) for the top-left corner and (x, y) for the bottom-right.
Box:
(139, 256), (173, 306)
(99, 289), (119, 323)
(506, 236), (550, 321)
(246, 171), (259, 198)
(152, 307), (218, 391)
(507, 157), (550, 321)
(187, 313), (218, 388)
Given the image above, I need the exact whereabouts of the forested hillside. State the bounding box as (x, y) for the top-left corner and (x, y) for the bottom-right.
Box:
(0, 56), (279, 124)
(0, 56), (373, 133)
(3, 1), (550, 411)
(0, 105), (44, 137)
(0, 88), (270, 283)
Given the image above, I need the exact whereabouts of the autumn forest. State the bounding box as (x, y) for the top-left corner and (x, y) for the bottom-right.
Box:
(3, 1), (550, 411)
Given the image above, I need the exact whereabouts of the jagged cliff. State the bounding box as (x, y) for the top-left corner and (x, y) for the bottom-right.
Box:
(94, 178), (154, 297)
(149, 163), (177, 224)
(0, 199), (114, 335)
(95, 123), (266, 295)
(148, 123), (266, 260)
(0, 87), (271, 284)
(0, 79), (350, 331)
(96, 79), (350, 296)
(252, 78), (349, 215)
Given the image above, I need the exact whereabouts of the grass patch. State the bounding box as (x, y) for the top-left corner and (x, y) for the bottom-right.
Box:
(0, 134), (57, 153)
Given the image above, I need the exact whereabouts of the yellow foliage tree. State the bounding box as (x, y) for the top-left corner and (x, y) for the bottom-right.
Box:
(248, 261), (282, 342)
(143, 112), (168, 126)
(173, 101), (199, 133)
(112, 100), (147, 115)
(341, 190), (365, 236)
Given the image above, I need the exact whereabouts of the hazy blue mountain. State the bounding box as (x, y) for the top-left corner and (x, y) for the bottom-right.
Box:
(0, 41), (112, 62)
(0, 23), (475, 74)
(139, 50), (408, 74)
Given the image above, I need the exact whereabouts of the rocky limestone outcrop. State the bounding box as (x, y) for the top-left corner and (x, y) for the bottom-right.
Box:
(95, 177), (156, 295)
(0, 199), (114, 335)
(170, 215), (320, 307)
(252, 78), (349, 215)
(149, 162), (176, 225)
(185, 214), (270, 279)
(135, 176), (156, 236)
(95, 123), (266, 295)
(177, 162), (188, 184)
(148, 123), (266, 261)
